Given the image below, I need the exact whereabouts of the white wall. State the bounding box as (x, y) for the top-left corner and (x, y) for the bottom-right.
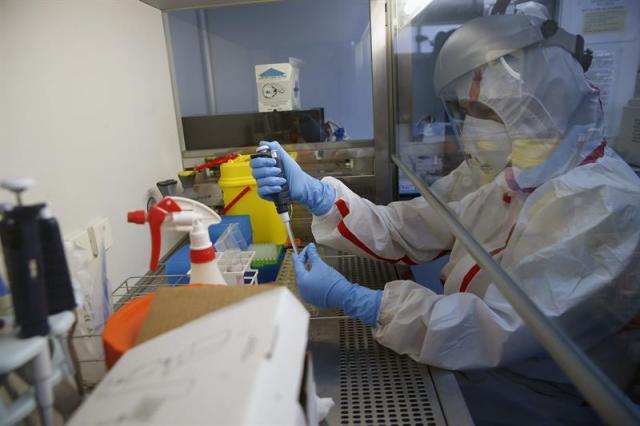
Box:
(0, 0), (183, 289)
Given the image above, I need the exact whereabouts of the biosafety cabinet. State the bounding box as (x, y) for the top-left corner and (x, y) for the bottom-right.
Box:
(142, 1), (640, 424)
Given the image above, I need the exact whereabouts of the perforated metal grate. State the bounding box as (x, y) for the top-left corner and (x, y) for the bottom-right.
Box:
(338, 318), (442, 426)
(276, 247), (451, 424)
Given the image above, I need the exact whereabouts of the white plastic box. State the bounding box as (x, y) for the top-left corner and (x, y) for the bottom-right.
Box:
(217, 250), (256, 285)
(255, 60), (301, 112)
(69, 287), (321, 425)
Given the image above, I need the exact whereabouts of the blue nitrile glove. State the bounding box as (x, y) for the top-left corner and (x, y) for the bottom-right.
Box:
(292, 243), (382, 327)
(249, 141), (336, 216)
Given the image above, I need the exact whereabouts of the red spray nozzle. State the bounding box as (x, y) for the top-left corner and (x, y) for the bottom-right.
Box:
(127, 210), (146, 224)
(127, 197), (182, 271)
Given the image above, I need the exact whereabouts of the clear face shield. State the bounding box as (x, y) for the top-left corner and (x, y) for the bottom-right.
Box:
(440, 50), (565, 183)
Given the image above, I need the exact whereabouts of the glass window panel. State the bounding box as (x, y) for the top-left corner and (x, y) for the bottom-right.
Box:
(390, 1), (640, 424)
(167, 0), (374, 148)
(393, 3), (474, 196)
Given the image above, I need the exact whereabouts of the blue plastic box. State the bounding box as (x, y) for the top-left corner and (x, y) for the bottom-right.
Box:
(164, 244), (190, 284)
(209, 215), (252, 246)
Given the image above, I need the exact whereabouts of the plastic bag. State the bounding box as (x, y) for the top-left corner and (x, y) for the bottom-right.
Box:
(65, 238), (111, 364)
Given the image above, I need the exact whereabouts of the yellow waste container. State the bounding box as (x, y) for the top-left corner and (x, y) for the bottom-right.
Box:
(219, 154), (287, 244)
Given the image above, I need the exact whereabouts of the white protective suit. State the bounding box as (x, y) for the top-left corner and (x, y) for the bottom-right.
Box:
(311, 45), (640, 382)
(315, 152), (639, 366)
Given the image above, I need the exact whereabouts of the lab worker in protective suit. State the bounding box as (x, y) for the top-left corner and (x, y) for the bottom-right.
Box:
(250, 14), (640, 425)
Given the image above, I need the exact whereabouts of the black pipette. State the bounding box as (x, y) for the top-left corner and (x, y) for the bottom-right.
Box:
(0, 179), (50, 337)
(250, 146), (299, 254)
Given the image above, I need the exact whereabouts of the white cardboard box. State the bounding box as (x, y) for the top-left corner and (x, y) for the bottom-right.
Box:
(69, 288), (315, 425)
(255, 61), (301, 112)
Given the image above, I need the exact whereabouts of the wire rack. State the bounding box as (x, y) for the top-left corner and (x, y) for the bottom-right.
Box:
(73, 253), (258, 390)
(111, 265), (258, 310)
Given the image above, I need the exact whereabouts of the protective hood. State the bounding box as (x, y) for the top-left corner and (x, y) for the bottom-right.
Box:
(440, 44), (603, 190)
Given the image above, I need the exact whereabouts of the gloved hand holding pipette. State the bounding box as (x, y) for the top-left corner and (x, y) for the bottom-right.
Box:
(250, 141), (335, 216)
(250, 141), (383, 326)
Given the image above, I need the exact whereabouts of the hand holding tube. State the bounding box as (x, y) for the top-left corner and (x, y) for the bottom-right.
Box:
(292, 243), (382, 327)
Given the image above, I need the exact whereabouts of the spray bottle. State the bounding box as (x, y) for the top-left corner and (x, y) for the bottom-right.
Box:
(127, 196), (227, 285)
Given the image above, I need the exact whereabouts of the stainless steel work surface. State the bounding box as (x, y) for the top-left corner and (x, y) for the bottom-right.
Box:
(310, 317), (453, 425)
(276, 247), (473, 425)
